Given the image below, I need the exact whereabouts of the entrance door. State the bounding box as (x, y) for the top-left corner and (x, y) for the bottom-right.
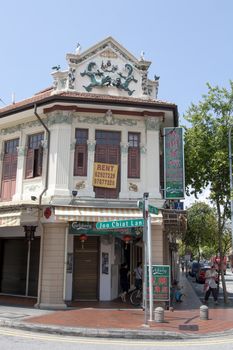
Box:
(94, 130), (121, 199)
(73, 236), (99, 300)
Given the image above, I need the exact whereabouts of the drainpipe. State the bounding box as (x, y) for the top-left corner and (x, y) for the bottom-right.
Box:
(33, 104), (50, 307)
(34, 104), (50, 206)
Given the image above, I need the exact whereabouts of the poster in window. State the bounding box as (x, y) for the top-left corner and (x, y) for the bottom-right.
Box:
(102, 252), (109, 274)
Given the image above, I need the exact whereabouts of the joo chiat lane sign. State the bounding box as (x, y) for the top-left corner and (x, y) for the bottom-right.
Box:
(96, 218), (144, 230)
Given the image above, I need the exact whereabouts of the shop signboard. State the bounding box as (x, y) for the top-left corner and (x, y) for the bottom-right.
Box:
(164, 127), (185, 199)
(147, 265), (170, 301)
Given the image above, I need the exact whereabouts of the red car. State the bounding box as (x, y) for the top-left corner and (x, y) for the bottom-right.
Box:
(196, 266), (219, 284)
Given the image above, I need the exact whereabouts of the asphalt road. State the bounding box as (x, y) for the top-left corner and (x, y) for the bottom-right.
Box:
(1, 327), (233, 350)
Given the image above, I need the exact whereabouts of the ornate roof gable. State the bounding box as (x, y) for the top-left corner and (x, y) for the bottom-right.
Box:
(52, 37), (159, 99)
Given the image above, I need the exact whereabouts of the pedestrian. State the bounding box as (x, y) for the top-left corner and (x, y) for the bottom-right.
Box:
(134, 262), (142, 290)
(119, 263), (129, 302)
(204, 264), (218, 305)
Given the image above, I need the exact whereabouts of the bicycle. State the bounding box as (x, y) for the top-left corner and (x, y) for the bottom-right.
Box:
(130, 287), (143, 306)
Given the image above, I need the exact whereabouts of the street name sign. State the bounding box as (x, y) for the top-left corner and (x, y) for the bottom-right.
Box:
(138, 201), (159, 215)
(96, 218), (144, 230)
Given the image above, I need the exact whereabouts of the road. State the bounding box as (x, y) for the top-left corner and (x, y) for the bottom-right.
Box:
(1, 327), (233, 350)
(187, 268), (233, 303)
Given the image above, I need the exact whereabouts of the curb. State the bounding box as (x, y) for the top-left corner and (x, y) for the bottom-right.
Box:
(1, 320), (233, 340)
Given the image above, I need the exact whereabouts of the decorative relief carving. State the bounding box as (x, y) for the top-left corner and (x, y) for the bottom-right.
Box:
(47, 112), (72, 126)
(87, 140), (96, 152)
(120, 142), (129, 154)
(75, 181), (86, 190)
(145, 117), (161, 131)
(75, 114), (137, 127)
(100, 49), (118, 58)
(129, 182), (138, 192)
(80, 61), (137, 95)
(140, 144), (147, 154)
(17, 146), (26, 157)
(0, 120), (42, 135)
(68, 68), (76, 89)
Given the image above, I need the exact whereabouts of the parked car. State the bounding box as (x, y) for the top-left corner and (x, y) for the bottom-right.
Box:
(196, 266), (219, 284)
(188, 261), (200, 277)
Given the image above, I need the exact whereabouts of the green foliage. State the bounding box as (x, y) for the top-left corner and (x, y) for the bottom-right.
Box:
(184, 81), (233, 303)
(183, 202), (218, 259)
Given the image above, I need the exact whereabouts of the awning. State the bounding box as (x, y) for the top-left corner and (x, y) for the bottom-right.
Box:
(0, 211), (21, 227)
(55, 206), (162, 224)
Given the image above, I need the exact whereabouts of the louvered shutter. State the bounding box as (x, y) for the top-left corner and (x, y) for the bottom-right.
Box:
(1, 154), (12, 200)
(74, 144), (87, 176)
(37, 145), (43, 176)
(25, 149), (35, 179)
(128, 147), (140, 178)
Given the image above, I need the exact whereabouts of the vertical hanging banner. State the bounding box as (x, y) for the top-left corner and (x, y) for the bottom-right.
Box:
(164, 127), (185, 199)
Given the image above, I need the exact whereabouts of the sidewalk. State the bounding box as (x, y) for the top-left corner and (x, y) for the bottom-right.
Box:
(1, 274), (233, 339)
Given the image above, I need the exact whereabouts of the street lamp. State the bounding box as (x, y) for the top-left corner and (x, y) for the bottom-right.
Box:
(228, 127), (233, 255)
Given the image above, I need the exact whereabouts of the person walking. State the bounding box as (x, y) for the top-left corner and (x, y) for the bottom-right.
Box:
(119, 263), (129, 302)
(204, 264), (218, 305)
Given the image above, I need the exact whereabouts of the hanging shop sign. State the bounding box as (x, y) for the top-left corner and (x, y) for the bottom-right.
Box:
(164, 127), (185, 199)
(92, 162), (118, 189)
(147, 265), (170, 301)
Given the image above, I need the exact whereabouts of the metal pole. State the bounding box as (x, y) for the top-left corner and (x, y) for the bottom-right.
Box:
(228, 126), (233, 254)
(25, 240), (31, 296)
(147, 215), (153, 321)
(143, 192), (149, 325)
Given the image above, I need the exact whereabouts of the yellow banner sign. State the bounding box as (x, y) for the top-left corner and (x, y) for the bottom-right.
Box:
(93, 162), (118, 189)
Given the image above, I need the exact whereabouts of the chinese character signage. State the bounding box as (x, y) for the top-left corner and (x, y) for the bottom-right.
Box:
(93, 162), (118, 189)
(147, 265), (170, 301)
(164, 127), (185, 199)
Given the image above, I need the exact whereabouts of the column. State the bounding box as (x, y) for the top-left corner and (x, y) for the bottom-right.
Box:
(86, 139), (96, 196)
(12, 144), (26, 201)
(119, 142), (129, 198)
(47, 119), (72, 197)
(145, 117), (162, 198)
(37, 223), (67, 309)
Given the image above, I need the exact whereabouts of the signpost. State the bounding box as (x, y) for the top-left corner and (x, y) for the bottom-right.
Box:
(96, 218), (144, 230)
(137, 201), (159, 215)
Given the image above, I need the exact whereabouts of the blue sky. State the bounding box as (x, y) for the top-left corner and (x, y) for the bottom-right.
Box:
(1, 0), (232, 126)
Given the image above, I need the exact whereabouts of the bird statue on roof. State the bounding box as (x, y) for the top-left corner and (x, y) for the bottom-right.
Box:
(52, 65), (61, 71)
(75, 43), (81, 55)
(139, 51), (145, 61)
(154, 74), (160, 81)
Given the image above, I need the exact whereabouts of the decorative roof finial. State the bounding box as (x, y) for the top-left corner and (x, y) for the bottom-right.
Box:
(140, 51), (145, 61)
(75, 43), (81, 55)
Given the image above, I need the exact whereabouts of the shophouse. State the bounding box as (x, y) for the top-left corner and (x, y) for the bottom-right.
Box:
(0, 37), (186, 309)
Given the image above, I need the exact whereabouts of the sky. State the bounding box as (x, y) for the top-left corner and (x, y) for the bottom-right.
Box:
(0, 0), (232, 206)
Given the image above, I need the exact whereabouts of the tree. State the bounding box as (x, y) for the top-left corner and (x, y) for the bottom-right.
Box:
(184, 202), (218, 261)
(184, 81), (233, 303)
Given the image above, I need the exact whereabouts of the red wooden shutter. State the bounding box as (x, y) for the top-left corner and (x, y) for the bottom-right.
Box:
(74, 144), (87, 176)
(1, 154), (12, 200)
(25, 149), (35, 179)
(128, 147), (140, 178)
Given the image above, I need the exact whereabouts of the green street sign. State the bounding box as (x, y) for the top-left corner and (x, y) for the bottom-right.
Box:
(148, 205), (159, 215)
(138, 201), (159, 215)
(96, 218), (144, 230)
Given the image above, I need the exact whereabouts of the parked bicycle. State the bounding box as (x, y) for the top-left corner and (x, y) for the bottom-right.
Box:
(130, 287), (143, 306)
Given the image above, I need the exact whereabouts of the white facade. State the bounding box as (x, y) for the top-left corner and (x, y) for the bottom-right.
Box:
(0, 37), (180, 307)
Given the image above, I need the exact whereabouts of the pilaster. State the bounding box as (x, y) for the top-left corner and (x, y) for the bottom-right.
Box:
(119, 142), (129, 198)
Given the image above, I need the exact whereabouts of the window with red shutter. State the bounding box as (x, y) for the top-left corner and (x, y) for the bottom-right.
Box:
(1, 138), (19, 201)
(74, 129), (88, 176)
(128, 133), (140, 178)
(25, 133), (44, 179)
